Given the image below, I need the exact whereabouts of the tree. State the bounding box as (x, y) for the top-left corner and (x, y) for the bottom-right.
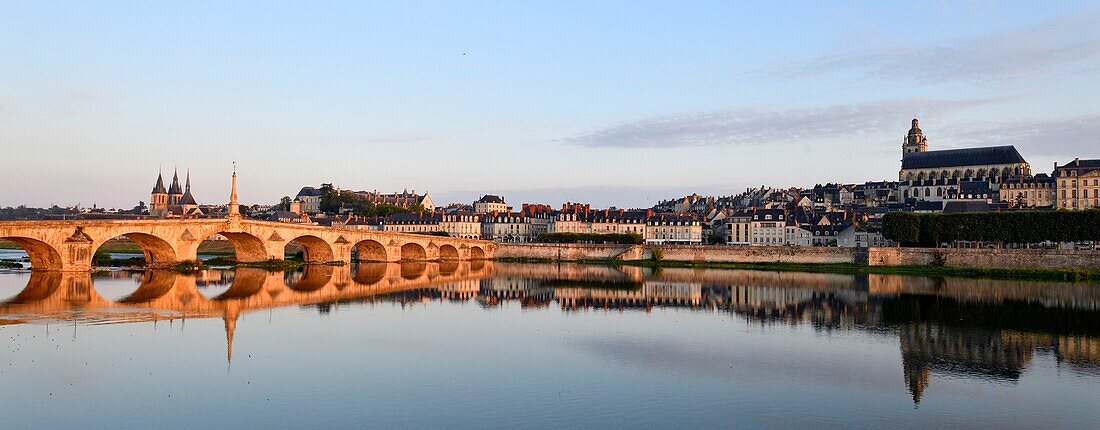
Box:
(278, 196), (292, 211)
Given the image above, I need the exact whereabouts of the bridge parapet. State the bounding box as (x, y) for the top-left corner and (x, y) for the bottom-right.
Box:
(0, 218), (495, 271)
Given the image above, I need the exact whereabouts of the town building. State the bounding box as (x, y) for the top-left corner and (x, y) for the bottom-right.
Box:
(644, 214), (703, 244)
(1054, 159), (1100, 210)
(473, 195), (509, 214)
(749, 209), (787, 246)
(999, 174), (1055, 208)
(439, 212), (483, 239)
(480, 204), (553, 242)
(382, 212), (442, 234)
(293, 187), (323, 214)
(355, 189), (435, 212)
(724, 210), (754, 246)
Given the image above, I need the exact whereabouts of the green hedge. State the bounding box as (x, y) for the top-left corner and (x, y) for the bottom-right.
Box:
(883, 210), (1100, 246)
(537, 232), (644, 245)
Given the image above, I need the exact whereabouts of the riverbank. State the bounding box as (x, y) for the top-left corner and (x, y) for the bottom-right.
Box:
(494, 241), (1100, 282)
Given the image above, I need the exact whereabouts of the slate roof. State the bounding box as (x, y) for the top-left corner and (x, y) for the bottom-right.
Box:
(296, 186), (324, 197)
(179, 190), (198, 205)
(152, 173), (167, 194)
(476, 195), (506, 204)
(901, 146), (1026, 170)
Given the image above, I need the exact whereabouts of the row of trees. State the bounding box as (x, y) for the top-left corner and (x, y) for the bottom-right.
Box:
(882, 210), (1100, 247)
(537, 232), (645, 245)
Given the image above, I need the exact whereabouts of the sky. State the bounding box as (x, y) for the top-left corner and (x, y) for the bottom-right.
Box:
(2, 1), (1099, 209)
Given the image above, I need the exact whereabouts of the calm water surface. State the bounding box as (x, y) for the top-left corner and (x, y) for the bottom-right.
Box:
(2, 260), (1099, 429)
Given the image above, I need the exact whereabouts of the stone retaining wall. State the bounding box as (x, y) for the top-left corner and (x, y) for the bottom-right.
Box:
(496, 243), (1100, 271)
(867, 247), (1100, 270)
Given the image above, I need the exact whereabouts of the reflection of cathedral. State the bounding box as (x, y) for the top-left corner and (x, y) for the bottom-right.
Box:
(149, 168), (202, 218)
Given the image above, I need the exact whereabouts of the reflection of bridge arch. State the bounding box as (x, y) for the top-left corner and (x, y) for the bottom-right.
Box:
(214, 268), (269, 300)
(353, 240), (388, 262)
(286, 235), (334, 263)
(438, 260), (459, 276)
(1, 271), (62, 304)
(97, 233), (178, 266)
(285, 265), (334, 292)
(353, 263), (388, 285)
(0, 262), (496, 324)
(116, 270), (179, 303)
(401, 262), (428, 280)
(0, 237), (63, 271)
(401, 243), (427, 261)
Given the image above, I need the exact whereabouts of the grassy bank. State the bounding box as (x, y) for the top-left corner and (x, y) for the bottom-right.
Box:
(493, 257), (1100, 282)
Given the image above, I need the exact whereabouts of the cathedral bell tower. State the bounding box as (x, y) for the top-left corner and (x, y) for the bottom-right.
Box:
(902, 118), (928, 157)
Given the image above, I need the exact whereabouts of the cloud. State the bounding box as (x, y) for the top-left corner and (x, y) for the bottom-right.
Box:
(569, 98), (997, 148)
(752, 10), (1100, 84)
(942, 115), (1100, 157)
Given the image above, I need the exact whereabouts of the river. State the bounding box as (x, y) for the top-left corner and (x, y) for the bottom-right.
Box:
(1, 262), (1098, 428)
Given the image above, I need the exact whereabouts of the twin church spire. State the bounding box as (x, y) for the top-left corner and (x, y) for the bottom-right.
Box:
(148, 165), (237, 218)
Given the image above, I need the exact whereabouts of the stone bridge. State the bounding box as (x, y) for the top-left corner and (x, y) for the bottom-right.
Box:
(0, 217), (495, 271)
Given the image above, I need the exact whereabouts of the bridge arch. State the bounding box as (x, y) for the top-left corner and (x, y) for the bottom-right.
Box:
(95, 233), (179, 267)
(400, 243), (427, 261)
(438, 244), (459, 260)
(0, 237), (63, 271)
(285, 235), (334, 263)
(206, 232), (268, 262)
(469, 246), (486, 260)
(353, 240), (389, 262)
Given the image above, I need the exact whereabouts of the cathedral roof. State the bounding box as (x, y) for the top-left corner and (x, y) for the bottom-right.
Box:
(901, 146), (1026, 170)
(152, 173), (167, 194)
(179, 190), (198, 206)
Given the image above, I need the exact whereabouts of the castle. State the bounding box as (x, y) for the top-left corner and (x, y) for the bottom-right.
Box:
(149, 169), (203, 217)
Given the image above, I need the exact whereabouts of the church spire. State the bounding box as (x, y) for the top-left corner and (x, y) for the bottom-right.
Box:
(185, 169), (191, 192)
(168, 167), (183, 195)
(152, 170), (167, 194)
(228, 163), (240, 219)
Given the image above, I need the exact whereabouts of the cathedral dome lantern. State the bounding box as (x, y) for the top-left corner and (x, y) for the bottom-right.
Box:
(903, 118), (928, 156)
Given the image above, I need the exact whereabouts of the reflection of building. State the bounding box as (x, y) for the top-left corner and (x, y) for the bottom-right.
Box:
(5, 262), (1100, 407)
(899, 324), (1032, 404)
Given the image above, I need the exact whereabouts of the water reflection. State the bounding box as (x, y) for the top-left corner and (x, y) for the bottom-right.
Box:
(2, 262), (1100, 407)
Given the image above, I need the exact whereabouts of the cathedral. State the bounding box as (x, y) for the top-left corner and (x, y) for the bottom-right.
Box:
(897, 119), (1031, 203)
(149, 169), (203, 217)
